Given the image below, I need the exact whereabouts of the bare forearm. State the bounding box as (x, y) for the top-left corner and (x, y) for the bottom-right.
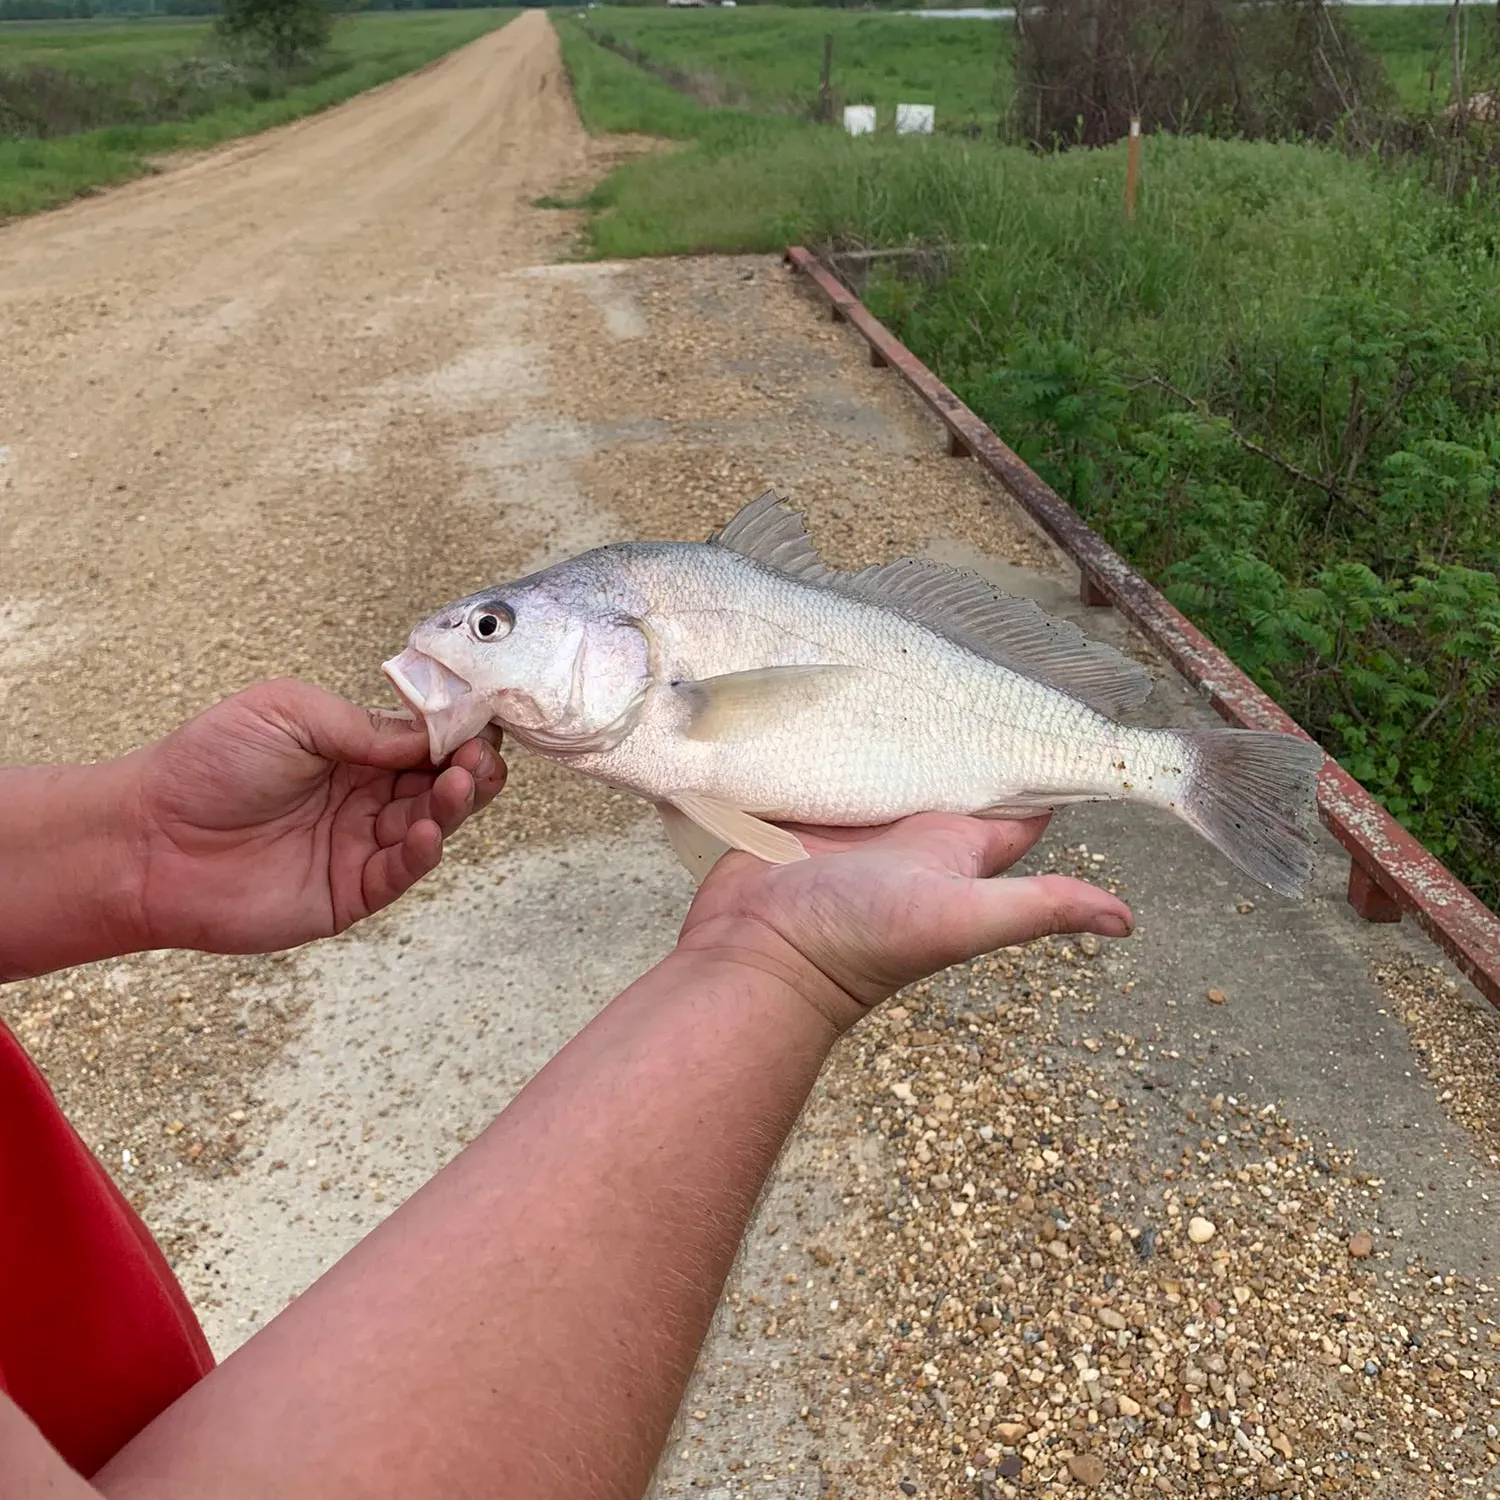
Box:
(0, 760), (145, 983)
(92, 943), (843, 1500)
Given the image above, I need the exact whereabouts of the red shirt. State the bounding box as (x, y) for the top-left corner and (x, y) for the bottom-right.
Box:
(0, 1019), (215, 1476)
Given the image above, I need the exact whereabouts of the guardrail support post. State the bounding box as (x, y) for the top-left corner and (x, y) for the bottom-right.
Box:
(1080, 572), (1111, 607)
(1348, 861), (1402, 924)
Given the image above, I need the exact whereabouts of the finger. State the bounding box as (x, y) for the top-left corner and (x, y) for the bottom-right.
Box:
(392, 769), (437, 801)
(959, 815), (1053, 878)
(384, 743), (505, 822)
(467, 745), (508, 814)
(429, 747), (508, 829)
(956, 872), (1133, 953)
(363, 819), (445, 914)
(787, 812), (1052, 875)
(449, 737), (508, 796)
(427, 766), (479, 838)
(375, 767), (473, 847)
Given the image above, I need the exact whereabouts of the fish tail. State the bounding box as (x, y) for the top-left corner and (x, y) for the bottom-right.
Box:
(1174, 727), (1326, 899)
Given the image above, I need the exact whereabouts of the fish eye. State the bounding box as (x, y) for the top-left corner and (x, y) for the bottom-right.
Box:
(466, 603), (514, 642)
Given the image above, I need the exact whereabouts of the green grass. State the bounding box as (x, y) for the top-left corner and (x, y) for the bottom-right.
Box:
(573, 6), (1012, 131)
(0, 9), (517, 220)
(1341, 3), (1494, 110)
(558, 10), (1500, 906)
(0, 18), (211, 73)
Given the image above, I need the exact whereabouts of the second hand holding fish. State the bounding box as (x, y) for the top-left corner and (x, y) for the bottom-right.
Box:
(677, 808), (1133, 1030)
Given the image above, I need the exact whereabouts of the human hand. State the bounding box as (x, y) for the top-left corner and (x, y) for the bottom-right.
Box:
(677, 813), (1132, 1032)
(122, 676), (507, 956)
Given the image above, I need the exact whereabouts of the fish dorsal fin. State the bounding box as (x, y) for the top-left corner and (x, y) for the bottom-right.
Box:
(708, 489), (833, 585)
(825, 557), (1154, 719)
(707, 490), (1152, 718)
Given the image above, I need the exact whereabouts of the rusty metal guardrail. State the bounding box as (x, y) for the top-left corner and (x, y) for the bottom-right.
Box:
(784, 242), (1500, 1011)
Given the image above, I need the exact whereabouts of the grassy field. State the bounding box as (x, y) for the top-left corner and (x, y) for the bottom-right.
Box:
(571, 3), (1489, 129)
(1341, 2), (1496, 109)
(0, 17), (210, 73)
(558, 7), (1500, 906)
(0, 9), (516, 220)
(573, 7), (1012, 130)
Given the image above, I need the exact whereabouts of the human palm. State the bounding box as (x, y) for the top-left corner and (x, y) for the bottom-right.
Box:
(128, 677), (506, 955)
(680, 813), (1133, 1027)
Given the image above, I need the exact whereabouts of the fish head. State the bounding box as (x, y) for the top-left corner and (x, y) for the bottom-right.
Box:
(382, 570), (651, 764)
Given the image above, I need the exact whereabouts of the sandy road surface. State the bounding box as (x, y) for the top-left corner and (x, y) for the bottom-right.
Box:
(9, 12), (1500, 1499)
(0, 10), (597, 765)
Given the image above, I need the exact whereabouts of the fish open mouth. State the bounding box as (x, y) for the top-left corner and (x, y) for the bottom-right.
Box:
(382, 647), (496, 765)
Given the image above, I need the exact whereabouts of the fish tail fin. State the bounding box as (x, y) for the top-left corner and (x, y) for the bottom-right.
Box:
(1175, 728), (1325, 899)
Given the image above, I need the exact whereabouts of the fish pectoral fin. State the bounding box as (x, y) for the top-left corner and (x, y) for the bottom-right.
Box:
(675, 664), (853, 743)
(656, 802), (731, 885)
(670, 792), (809, 866)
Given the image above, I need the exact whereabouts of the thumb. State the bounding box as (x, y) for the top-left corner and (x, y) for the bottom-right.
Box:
(955, 872), (1133, 953)
(252, 677), (440, 771)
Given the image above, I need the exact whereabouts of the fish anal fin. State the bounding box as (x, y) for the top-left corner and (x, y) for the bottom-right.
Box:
(676, 664), (853, 743)
(828, 557), (1154, 719)
(671, 792), (809, 866)
(656, 802), (730, 884)
(707, 490), (833, 585)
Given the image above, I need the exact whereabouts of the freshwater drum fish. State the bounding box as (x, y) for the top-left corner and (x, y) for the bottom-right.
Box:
(382, 490), (1325, 895)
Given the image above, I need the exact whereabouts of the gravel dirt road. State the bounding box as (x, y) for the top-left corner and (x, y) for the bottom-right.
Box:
(7, 13), (1500, 1499)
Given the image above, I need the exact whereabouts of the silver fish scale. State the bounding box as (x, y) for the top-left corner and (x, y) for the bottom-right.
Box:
(558, 543), (1186, 825)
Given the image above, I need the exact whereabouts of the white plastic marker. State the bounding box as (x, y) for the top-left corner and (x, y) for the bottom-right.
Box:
(896, 103), (935, 135)
(843, 104), (876, 136)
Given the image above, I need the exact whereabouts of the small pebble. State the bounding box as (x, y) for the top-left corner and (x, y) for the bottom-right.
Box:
(1188, 1215), (1216, 1244)
(1066, 1453), (1106, 1486)
(1349, 1231), (1373, 1259)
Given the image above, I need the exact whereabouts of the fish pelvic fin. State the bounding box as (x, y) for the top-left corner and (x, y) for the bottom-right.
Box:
(670, 792), (809, 867)
(656, 802), (730, 884)
(1177, 728), (1325, 900)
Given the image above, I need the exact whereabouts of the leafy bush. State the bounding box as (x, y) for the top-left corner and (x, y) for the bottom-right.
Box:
(846, 137), (1500, 901)
(1012, 0), (1392, 148)
(216, 0), (332, 72)
(0, 58), (253, 139)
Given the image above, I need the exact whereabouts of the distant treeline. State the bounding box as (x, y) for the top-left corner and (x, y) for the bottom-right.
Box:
(0, 0), (935, 19)
(0, 0), (557, 18)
